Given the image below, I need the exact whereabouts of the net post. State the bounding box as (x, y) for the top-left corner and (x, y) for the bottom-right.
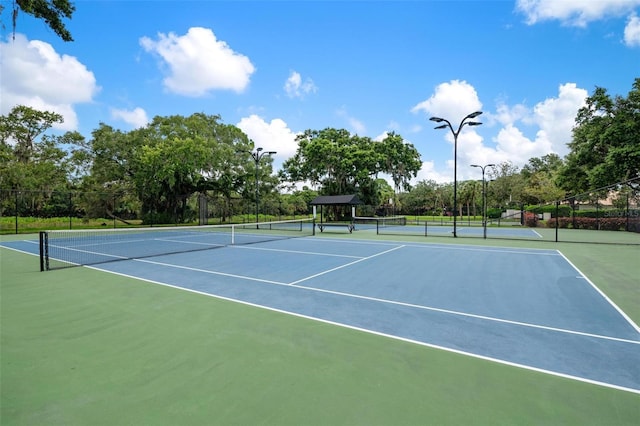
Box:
(39, 231), (49, 271)
(312, 218), (316, 236)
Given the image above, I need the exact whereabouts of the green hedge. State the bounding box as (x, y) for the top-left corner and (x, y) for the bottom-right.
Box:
(546, 216), (640, 231)
(526, 206), (638, 219)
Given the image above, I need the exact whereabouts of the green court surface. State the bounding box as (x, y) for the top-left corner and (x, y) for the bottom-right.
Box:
(1, 232), (639, 425)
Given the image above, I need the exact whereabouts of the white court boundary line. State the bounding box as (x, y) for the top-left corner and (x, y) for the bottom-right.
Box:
(5, 239), (639, 340)
(556, 250), (640, 334)
(83, 264), (640, 395)
(2, 240), (639, 393)
(132, 247), (639, 346)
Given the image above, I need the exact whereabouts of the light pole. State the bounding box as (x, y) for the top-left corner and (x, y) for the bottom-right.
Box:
(430, 111), (483, 237)
(241, 147), (276, 226)
(471, 163), (495, 239)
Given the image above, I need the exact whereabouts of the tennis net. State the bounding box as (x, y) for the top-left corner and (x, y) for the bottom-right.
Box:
(353, 216), (407, 233)
(39, 218), (315, 271)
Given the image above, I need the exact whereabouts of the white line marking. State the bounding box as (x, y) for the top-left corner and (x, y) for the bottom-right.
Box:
(134, 258), (287, 285)
(288, 245), (406, 286)
(557, 250), (640, 334)
(83, 265), (640, 395)
(131, 247), (639, 344)
(49, 243), (129, 260)
(230, 245), (364, 259)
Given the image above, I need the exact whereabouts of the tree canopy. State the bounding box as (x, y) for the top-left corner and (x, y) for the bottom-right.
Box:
(1, 0), (75, 42)
(2, 78), (639, 224)
(0, 105), (75, 192)
(558, 78), (640, 193)
(280, 128), (421, 206)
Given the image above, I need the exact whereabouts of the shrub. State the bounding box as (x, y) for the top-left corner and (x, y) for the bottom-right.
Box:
(486, 208), (502, 219)
(524, 211), (539, 227)
(546, 216), (632, 231)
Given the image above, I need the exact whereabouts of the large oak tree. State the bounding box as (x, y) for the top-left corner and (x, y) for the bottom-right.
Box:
(558, 78), (640, 194)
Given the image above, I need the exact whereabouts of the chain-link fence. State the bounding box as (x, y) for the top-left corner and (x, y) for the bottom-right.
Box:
(358, 179), (640, 245)
(0, 189), (312, 234)
(3, 180), (639, 245)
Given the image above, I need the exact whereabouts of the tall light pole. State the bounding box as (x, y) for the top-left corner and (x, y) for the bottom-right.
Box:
(471, 163), (495, 239)
(430, 111), (483, 237)
(240, 147), (276, 226)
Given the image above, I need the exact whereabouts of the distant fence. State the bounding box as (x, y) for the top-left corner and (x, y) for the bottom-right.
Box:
(0, 189), (307, 234)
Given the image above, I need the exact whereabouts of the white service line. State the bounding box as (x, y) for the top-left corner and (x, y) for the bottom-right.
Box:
(288, 244), (405, 286)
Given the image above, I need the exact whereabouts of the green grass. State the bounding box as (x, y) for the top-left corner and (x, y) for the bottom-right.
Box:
(1, 234), (639, 425)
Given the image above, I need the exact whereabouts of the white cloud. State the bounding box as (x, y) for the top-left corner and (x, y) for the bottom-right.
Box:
(374, 131), (388, 142)
(236, 114), (299, 168)
(414, 161), (452, 184)
(491, 102), (531, 127)
(140, 27), (255, 96)
(0, 34), (99, 131)
(516, 0), (640, 27)
(336, 106), (366, 134)
(412, 80), (486, 180)
(624, 13), (640, 46)
(481, 83), (587, 172)
(110, 107), (149, 129)
(531, 83), (587, 153)
(284, 71), (318, 98)
(413, 80), (587, 182)
(411, 80), (483, 121)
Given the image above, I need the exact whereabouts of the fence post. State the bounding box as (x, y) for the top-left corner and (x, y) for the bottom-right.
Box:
(626, 193), (630, 232)
(14, 190), (18, 234)
(68, 191), (73, 230)
(555, 201), (559, 242)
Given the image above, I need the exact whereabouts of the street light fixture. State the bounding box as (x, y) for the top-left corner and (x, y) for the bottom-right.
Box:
(430, 111), (483, 237)
(471, 163), (495, 239)
(239, 147), (276, 227)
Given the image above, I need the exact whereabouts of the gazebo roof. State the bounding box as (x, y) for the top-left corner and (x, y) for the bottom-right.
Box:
(309, 194), (363, 206)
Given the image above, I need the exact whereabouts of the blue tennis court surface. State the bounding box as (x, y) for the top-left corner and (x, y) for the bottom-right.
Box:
(3, 235), (639, 393)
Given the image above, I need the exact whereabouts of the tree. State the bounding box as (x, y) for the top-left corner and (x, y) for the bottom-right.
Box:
(459, 180), (480, 217)
(0, 105), (71, 189)
(0, 105), (78, 216)
(402, 179), (439, 215)
(558, 78), (640, 194)
(521, 154), (565, 205)
(0, 105), (64, 163)
(85, 113), (252, 224)
(487, 161), (524, 209)
(521, 153), (563, 180)
(375, 132), (422, 196)
(1, 0), (75, 42)
(281, 128), (376, 202)
(281, 128), (421, 208)
(374, 178), (395, 214)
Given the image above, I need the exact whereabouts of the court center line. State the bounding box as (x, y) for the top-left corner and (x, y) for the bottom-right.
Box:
(287, 245), (406, 286)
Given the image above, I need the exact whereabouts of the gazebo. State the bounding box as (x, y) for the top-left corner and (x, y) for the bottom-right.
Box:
(310, 194), (363, 232)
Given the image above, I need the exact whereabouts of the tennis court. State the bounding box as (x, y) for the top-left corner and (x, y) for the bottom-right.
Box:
(3, 222), (639, 395)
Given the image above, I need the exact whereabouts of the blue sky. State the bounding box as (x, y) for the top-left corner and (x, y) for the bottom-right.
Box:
(1, 0), (639, 183)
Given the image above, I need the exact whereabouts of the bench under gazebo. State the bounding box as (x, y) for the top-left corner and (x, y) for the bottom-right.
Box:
(310, 194), (363, 233)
